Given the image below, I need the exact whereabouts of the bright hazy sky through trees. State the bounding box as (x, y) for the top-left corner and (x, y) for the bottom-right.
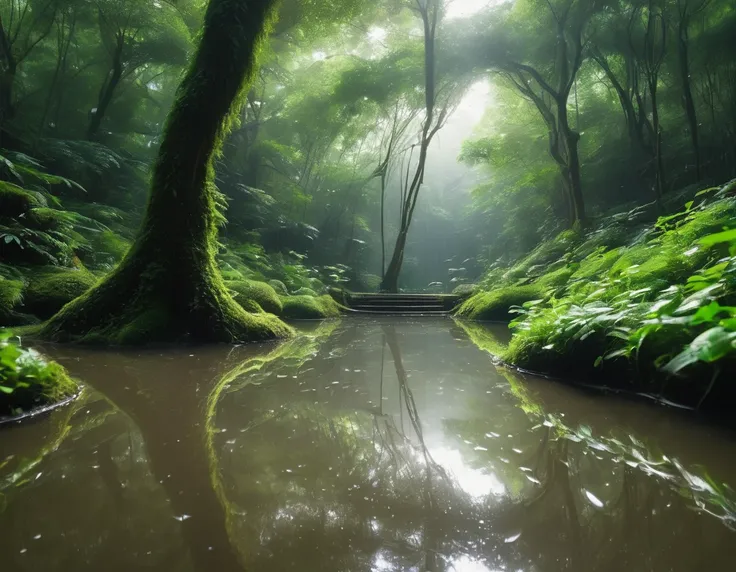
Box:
(446, 0), (499, 19)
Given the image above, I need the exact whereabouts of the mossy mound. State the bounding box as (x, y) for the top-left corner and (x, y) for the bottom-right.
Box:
(502, 229), (580, 282)
(452, 283), (479, 297)
(0, 277), (24, 311)
(456, 284), (544, 322)
(90, 230), (131, 263)
(23, 268), (98, 319)
(227, 279), (283, 315)
(0, 182), (42, 217)
(293, 287), (318, 297)
(267, 279), (288, 295)
(281, 295), (342, 320)
(238, 299), (265, 313)
(0, 337), (78, 418)
(0, 275), (38, 327)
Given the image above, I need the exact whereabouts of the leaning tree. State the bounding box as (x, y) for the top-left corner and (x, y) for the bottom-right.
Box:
(40, 0), (293, 344)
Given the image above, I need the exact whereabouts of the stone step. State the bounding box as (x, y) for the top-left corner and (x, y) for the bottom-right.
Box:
(352, 305), (445, 311)
(347, 309), (449, 316)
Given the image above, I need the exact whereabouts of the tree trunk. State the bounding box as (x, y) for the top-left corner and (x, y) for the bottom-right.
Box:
(565, 133), (585, 226)
(379, 1), (439, 293)
(557, 97), (586, 226)
(650, 85), (665, 202)
(380, 170), (387, 281)
(677, 18), (700, 180)
(87, 42), (124, 140)
(0, 65), (16, 129)
(382, 229), (408, 293)
(40, 0), (291, 345)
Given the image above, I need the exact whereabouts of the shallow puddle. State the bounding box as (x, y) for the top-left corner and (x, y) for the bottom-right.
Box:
(1, 316), (735, 571)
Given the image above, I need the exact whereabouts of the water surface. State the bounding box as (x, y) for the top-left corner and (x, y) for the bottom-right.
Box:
(1, 316), (735, 571)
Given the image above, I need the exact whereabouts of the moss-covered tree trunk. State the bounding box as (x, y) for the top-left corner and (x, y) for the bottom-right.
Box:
(40, 0), (292, 344)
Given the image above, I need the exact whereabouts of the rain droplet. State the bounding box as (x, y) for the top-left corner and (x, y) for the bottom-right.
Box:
(584, 490), (604, 508)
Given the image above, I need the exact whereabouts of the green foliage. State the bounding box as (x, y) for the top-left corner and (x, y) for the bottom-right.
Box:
(0, 277), (24, 311)
(23, 268), (98, 319)
(88, 230), (132, 268)
(281, 295), (342, 320)
(474, 191), (736, 408)
(0, 182), (42, 217)
(0, 331), (78, 417)
(456, 284), (545, 322)
(227, 280), (283, 315)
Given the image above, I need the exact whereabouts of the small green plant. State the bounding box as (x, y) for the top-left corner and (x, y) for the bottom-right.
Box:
(0, 330), (78, 416)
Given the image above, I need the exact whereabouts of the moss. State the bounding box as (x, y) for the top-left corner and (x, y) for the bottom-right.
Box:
(534, 265), (574, 289)
(268, 279), (288, 295)
(0, 182), (42, 217)
(238, 299), (265, 313)
(571, 248), (621, 281)
(0, 345), (78, 418)
(503, 229), (581, 282)
(0, 277), (24, 311)
(281, 295), (342, 320)
(452, 283), (479, 297)
(227, 279), (283, 315)
(455, 284), (545, 322)
(501, 311), (615, 382)
(0, 277), (31, 326)
(23, 268), (98, 319)
(25, 207), (65, 230)
(93, 229), (131, 261)
(293, 287), (318, 297)
(572, 223), (635, 260)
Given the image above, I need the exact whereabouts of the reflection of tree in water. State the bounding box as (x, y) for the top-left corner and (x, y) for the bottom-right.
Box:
(0, 389), (191, 572)
(4, 319), (735, 572)
(207, 323), (531, 572)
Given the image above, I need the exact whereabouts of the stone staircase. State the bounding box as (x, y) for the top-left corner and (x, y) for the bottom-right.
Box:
(346, 293), (460, 315)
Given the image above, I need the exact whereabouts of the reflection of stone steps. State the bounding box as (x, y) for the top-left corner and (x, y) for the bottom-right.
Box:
(347, 294), (460, 315)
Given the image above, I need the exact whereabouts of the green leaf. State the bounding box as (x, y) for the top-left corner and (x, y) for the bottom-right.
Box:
(663, 327), (736, 375)
(699, 229), (736, 247)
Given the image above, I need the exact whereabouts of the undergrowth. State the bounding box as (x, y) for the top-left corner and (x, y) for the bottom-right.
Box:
(1, 149), (346, 327)
(0, 331), (78, 417)
(458, 181), (736, 410)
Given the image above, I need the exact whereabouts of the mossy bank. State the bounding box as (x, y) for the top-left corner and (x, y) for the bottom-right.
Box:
(0, 332), (78, 420)
(456, 181), (736, 412)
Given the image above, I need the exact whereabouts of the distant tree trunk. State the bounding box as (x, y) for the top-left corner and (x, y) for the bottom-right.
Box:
(0, 17), (18, 128)
(590, 47), (653, 159)
(503, 6), (588, 229)
(565, 131), (585, 225)
(40, 0), (291, 344)
(650, 88), (665, 201)
(87, 36), (124, 140)
(381, 0), (445, 293)
(1, 7), (56, 130)
(676, 4), (701, 179)
(38, 12), (77, 140)
(638, 0), (668, 205)
(0, 65), (15, 128)
(380, 169), (387, 279)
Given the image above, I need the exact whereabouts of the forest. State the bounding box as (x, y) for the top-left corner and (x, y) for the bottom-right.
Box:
(1, 0), (736, 415)
(3, 0), (736, 570)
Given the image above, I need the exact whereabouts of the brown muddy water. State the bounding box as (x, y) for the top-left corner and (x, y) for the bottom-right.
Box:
(1, 316), (736, 571)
